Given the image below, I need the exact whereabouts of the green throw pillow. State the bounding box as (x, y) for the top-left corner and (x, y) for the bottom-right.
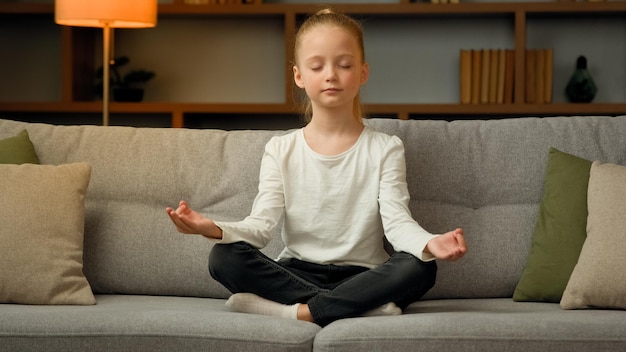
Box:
(0, 129), (40, 164)
(513, 148), (591, 302)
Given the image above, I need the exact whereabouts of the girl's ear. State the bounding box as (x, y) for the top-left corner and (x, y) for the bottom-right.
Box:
(293, 65), (305, 88)
(360, 62), (370, 85)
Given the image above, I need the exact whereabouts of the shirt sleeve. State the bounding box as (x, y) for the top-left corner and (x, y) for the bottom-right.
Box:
(214, 137), (285, 249)
(378, 136), (438, 262)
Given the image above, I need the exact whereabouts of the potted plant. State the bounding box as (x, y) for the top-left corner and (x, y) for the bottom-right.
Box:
(95, 56), (155, 102)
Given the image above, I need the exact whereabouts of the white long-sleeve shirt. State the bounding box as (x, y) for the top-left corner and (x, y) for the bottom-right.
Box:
(215, 126), (437, 268)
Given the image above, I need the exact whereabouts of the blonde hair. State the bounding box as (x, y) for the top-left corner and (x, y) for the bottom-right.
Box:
(293, 9), (366, 123)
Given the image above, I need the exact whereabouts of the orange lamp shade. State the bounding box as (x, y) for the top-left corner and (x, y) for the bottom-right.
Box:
(55, 0), (157, 28)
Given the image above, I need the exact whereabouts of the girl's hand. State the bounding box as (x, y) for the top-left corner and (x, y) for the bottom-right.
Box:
(425, 228), (467, 261)
(166, 200), (223, 239)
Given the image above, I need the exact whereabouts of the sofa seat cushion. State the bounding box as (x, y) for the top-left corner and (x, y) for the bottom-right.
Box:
(313, 299), (626, 352)
(0, 295), (320, 352)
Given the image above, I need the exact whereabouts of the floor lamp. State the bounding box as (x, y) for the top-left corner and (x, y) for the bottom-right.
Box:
(55, 0), (157, 126)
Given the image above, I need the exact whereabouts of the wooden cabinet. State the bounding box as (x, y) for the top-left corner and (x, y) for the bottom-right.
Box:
(0, 1), (624, 128)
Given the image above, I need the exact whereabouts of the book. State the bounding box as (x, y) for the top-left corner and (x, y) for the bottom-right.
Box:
(496, 49), (506, 104)
(489, 49), (499, 104)
(460, 49), (472, 104)
(525, 49), (536, 104)
(481, 49), (490, 104)
(504, 49), (515, 104)
(544, 48), (554, 103)
(535, 49), (545, 104)
(471, 49), (481, 104)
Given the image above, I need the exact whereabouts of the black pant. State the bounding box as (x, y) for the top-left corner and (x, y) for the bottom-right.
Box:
(209, 241), (437, 326)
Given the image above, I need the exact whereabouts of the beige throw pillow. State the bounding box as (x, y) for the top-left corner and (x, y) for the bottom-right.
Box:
(560, 161), (626, 310)
(0, 163), (95, 305)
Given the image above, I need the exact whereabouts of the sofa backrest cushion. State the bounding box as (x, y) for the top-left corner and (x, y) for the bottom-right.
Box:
(366, 116), (626, 299)
(1, 116), (625, 299)
(0, 119), (283, 299)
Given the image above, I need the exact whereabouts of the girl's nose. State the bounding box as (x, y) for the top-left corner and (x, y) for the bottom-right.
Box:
(325, 67), (337, 82)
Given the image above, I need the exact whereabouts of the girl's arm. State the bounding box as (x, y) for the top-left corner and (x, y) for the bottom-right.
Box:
(165, 137), (285, 247)
(379, 136), (466, 261)
(212, 138), (286, 248)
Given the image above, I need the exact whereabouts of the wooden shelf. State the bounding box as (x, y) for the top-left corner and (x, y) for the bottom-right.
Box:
(1, 2), (625, 127)
(2, 101), (624, 126)
(159, 1), (626, 16)
(367, 103), (626, 117)
(2, 2), (623, 16)
(0, 102), (293, 114)
(0, 3), (53, 14)
(3, 101), (625, 113)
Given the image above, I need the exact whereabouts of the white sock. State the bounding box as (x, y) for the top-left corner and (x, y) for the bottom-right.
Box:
(226, 293), (299, 320)
(362, 302), (402, 317)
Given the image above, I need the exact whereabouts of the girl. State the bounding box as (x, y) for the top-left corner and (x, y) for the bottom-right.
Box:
(166, 9), (466, 327)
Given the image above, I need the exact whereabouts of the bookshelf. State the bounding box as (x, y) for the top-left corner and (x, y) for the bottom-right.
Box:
(0, 1), (624, 128)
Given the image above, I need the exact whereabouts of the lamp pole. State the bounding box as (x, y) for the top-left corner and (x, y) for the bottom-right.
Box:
(102, 22), (111, 126)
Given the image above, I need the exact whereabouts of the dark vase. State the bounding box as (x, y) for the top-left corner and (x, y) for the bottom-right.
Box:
(565, 56), (597, 103)
(113, 87), (145, 102)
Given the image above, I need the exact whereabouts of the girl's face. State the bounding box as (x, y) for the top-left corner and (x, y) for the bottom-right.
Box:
(293, 25), (369, 113)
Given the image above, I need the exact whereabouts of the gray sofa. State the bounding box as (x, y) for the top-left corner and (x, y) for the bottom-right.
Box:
(1, 116), (625, 352)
